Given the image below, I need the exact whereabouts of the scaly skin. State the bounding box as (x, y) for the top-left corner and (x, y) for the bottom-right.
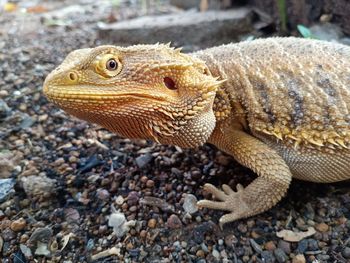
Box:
(43, 37), (350, 227)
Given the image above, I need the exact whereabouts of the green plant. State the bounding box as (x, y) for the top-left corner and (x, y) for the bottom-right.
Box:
(297, 24), (317, 39)
(276, 0), (287, 32)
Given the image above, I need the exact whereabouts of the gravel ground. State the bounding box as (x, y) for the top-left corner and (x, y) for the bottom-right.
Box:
(1, 1), (350, 263)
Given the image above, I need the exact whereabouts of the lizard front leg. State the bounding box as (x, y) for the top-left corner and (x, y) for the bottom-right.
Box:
(198, 127), (292, 227)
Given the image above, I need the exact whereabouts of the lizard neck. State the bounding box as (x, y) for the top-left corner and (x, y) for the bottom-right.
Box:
(191, 48), (249, 130)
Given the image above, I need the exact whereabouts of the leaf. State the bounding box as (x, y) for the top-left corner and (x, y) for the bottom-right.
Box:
(276, 226), (316, 242)
(297, 24), (314, 39)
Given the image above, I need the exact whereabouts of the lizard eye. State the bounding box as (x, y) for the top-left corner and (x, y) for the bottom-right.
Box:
(95, 54), (122, 77)
(106, 58), (118, 71)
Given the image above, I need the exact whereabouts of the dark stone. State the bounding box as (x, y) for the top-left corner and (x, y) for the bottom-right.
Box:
(13, 250), (27, 263)
(249, 239), (263, 254)
(0, 99), (11, 120)
(296, 239), (308, 254)
(78, 155), (104, 174)
(342, 247), (350, 259)
(274, 248), (288, 263)
(0, 178), (15, 203)
(192, 221), (217, 244)
(277, 240), (291, 254)
(135, 153), (153, 169)
(261, 250), (276, 263)
(308, 239), (319, 251)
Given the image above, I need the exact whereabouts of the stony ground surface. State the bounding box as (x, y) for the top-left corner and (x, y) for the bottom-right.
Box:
(1, 1), (350, 263)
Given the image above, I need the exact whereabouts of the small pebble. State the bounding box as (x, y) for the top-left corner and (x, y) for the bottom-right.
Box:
(292, 254), (306, 263)
(20, 244), (32, 258)
(261, 250), (275, 263)
(183, 194), (198, 214)
(212, 249), (220, 260)
(196, 249), (205, 258)
(167, 214), (182, 229)
(96, 189), (110, 200)
(315, 222), (329, 233)
(274, 248), (288, 263)
(278, 240), (291, 254)
(249, 238), (263, 254)
(146, 180), (154, 188)
(10, 218), (26, 232)
(342, 247), (350, 259)
(224, 234), (237, 247)
(147, 218), (157, 228)
(265, 241), (276, 251)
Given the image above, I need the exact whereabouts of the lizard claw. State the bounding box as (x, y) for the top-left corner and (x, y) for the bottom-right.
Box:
(197, 183), (255, 227)
(197, 183), (249, 226)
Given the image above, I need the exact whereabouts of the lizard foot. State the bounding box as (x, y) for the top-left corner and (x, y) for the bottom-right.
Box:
(197, 183), (249, 228)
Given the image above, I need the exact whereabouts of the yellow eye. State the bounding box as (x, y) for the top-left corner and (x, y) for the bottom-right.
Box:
(95, 54), (122, 77)
(106, 58), (118, 71)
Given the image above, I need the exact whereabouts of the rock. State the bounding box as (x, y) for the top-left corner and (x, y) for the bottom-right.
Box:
(20, 175), (56, 197)
(192, 221), (217, 243)
(170, 0), (199, 9)
(277, 240), (291, 254)
(315, 222), (329, 233)
(167, 214), (182, 229)
(0, 178), (15, 202)
(296, 239), (308, 253)
(0, 151), (18, 178)
(0, 236), (3, 252)
(108, 210), (136, 237)
(145, 180), (154, 188)
(342, 247), (350, 259)
(183, 194), (198, 214)
(98, 8), (253, 48)
(261, 250), (275, 263)
(265, 241), (276, 251)
(0, 99), (11, 120)
(29, 228), (53, 244)
(20, 244), (32, 258)
(249, 239), (263, 254)
(147, 218), (157, 229)
(224, 234), (238, 247)
(10, 218), (26, 232)
(64, 208), (80, 223)
(13, 250), (27, 263)
(126, 191), (139, 206)
(35, 242), (50, 256)
(292, 254), (306, 263)
(170, 0), (225, 10)
(307, 239), (319, 250)
(135, 153), (153, 169)
(0, 90), (8, 98)
(274, 248), (288, 263)
(212, 249), (220, 260)
(96, 189), (110, 201)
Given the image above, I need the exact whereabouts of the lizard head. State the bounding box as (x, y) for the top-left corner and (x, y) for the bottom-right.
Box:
(43, 44), (223, 148)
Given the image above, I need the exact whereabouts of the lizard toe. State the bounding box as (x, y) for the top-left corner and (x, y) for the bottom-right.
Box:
(202, 183), (228, 201)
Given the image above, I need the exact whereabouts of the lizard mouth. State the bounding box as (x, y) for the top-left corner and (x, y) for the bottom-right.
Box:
(43, 84), (168, 103)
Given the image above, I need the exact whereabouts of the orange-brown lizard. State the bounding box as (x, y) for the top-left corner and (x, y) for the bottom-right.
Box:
(43, 37), (350, 227)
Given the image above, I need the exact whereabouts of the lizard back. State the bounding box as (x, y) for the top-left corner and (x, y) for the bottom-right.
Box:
(194, 37), (350, 152)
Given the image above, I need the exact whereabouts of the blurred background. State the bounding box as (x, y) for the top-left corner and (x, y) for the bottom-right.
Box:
(1, 0), (350, 52)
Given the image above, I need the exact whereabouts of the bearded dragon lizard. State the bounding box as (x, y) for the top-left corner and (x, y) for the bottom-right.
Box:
(43, 37), (350, 226)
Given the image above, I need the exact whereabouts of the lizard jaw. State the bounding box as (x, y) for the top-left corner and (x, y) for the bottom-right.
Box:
(43, 84), (169, 104)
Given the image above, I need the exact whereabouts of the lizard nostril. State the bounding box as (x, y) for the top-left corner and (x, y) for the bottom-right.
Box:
(69, 72), (77, 81)
(163, 77), (176, 90)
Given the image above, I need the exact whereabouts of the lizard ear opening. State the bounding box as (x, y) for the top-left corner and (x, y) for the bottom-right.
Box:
(163, 77), (177, 90)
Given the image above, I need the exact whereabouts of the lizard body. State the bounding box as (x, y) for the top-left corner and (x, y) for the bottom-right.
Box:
(43, 37), (350, 226)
